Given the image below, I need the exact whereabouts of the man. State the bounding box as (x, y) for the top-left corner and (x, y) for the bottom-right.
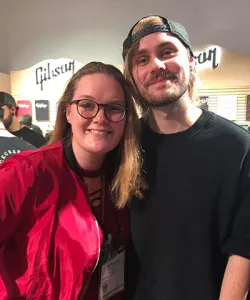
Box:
(0, 103), (35, 164)
(0, 92), (46, 147)
(122, 15), (250, 300)
(20, 114), (44, 136)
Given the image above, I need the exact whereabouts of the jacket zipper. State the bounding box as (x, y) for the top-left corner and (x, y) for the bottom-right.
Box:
(78, 175), (105, 299)
(78, 218), (101, 299)
(92, 218), (101, 273)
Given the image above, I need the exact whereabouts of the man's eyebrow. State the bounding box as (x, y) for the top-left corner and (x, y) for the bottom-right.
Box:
(157, 42), (176, 50)
(134, 42), (176, 57)
(134, 48), (148, 57)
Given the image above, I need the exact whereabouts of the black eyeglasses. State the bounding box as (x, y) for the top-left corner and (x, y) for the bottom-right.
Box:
(70, 99), (127, 123)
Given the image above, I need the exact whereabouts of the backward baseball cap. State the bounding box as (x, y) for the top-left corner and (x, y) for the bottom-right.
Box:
(0, 92), (16, 107)
(122, 15), (194, 60)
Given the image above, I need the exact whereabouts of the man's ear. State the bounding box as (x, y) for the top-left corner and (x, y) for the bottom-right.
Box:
(189, 56), (196, 71)
(11, 106), (16, 116)
(66, 105), (71, 124)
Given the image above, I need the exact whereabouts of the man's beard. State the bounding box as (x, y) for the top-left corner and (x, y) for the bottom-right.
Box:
(139, 70), (190, 108)
(3, 113), (13, 129)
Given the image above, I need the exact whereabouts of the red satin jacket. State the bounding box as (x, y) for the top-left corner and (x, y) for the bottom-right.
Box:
(0, 142), (129, 299)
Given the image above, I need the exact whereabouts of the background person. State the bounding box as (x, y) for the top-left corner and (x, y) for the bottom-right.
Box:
(20, 113), (44, 136)
(0, 104), (35, 164)
(44, 130), (54, 143)
(0, 92), (46, 147)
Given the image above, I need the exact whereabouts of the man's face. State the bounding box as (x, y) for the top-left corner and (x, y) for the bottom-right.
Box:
(131, 32), (195, 107)
(1, 105), (14, 129)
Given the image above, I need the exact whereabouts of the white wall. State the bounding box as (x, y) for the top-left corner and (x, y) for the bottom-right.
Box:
(0, 2), (9, 73)
(0, 0), (250, 72)
(0, 73), (10, 93)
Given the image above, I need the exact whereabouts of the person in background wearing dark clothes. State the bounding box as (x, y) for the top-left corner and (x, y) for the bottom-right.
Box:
(0, 105), (35, 163)
(44, 130), (53, 143)
(122, 15), (250, 300)
(20, 113), (44, 136)
(0, 92), (46, 147)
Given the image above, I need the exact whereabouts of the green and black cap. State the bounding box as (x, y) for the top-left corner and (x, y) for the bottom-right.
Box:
(122, 15), (194, 60)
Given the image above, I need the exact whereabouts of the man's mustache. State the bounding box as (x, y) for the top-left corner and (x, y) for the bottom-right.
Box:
(145, 71), (177, 88)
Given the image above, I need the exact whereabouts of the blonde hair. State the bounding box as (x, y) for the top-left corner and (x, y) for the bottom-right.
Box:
(123, 16), (198, 118)
(49, 62), (146, 208)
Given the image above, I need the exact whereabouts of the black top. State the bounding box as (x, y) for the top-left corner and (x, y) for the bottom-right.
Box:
(31, 124), (44, 136)
(12, 126), (46, 148)
(0, 136), (36, 164)
(128, 110), (250, 300)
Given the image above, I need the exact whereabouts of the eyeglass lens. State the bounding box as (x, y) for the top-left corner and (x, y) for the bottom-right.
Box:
(77, 100), (126, 122)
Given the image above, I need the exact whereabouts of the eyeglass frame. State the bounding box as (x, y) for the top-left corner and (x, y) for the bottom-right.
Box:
(70, 99), (128, 123)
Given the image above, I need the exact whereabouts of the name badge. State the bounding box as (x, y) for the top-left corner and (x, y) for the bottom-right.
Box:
(99, 250), (125, 300)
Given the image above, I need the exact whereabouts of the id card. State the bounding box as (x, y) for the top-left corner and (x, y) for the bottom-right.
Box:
(99, 250), (125, 300)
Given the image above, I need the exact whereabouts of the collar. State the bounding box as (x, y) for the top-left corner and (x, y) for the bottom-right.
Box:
(0, 122), (15, 137)
(63, 137), (103, 179)
(63, 137), (82, 179)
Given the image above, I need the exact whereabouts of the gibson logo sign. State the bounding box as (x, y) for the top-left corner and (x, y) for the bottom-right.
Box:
(35, 103), (48, 108)
(194, 46), (221, 69)
(18, 103), (30, 109)
(35, 60), (75, 91)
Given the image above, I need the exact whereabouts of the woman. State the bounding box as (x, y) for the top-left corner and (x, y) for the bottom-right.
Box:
(0, 62), (145, 299)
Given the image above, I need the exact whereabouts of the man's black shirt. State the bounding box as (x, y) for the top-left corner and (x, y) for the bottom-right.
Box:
(128, 110), (250, 300)
(13, 126), (46, 148)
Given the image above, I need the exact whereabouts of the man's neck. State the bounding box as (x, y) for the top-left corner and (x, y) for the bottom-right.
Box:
(8, 118), (22, 133)
(148, 96), (202, 134)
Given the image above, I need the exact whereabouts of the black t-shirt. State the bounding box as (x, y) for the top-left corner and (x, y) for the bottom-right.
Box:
(0, 136), (36, 164)
(128, 110), (250, 300)
(13, 126), (46, 148)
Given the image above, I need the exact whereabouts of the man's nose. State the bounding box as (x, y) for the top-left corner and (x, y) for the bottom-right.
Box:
(150, 57), (166, 74)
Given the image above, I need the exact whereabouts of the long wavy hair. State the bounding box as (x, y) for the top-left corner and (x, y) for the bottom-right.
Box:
(49, 61), (146, 208)
(123, 16), (198, 118)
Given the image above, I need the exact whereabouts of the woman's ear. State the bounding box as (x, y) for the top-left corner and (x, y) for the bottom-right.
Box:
(66, 105), (71, 124)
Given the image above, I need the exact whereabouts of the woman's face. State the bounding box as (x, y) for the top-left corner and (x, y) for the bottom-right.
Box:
(66, 73), (126, 165)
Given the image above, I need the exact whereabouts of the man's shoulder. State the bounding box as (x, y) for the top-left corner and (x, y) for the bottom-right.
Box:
(0, 136), (36, 163)
(139, 111), (250, 153)
(2, 142), (63, 169)
(31, 124), (43, 135)
(19, 126), (46, 146)
(21, 126), (42, 137)
(208, 112), (250, 143)
(6, 136), (35, 150)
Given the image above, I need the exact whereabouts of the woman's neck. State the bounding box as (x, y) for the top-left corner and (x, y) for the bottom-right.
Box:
(72, 138), (105, 171)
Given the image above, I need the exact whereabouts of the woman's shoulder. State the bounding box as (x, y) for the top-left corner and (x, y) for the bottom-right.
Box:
(26, 141), (63, 160)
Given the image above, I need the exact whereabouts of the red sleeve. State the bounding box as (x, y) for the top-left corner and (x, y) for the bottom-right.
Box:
(0, 155), (36, 244)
